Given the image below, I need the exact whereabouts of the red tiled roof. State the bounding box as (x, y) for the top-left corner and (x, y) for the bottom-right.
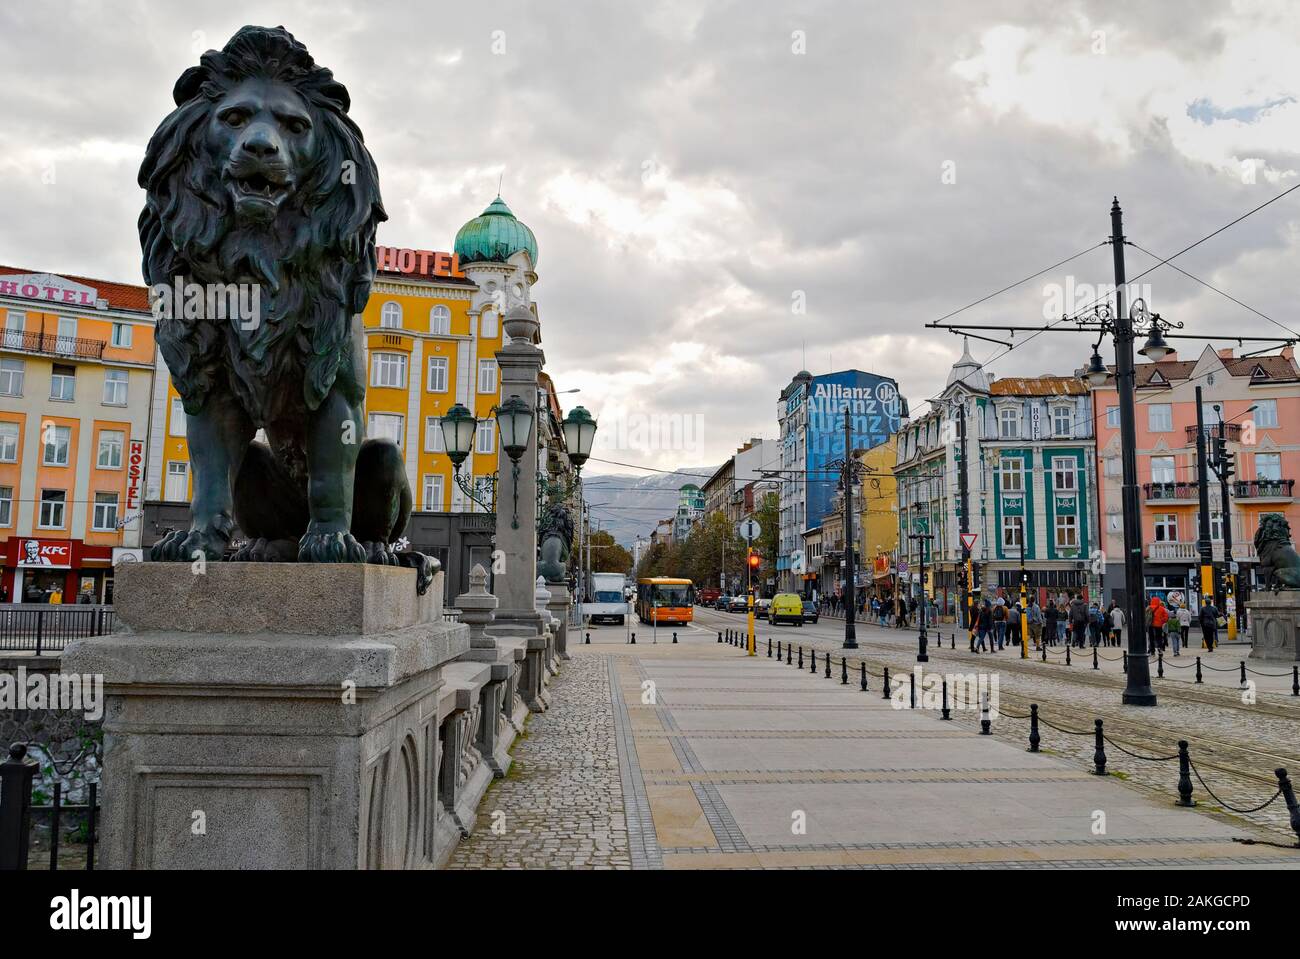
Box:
(0, 264), (151, 314)
(990, 376), (1088, 396)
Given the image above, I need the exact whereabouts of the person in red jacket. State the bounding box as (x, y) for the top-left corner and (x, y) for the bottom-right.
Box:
(1145, 596), (1169, 656)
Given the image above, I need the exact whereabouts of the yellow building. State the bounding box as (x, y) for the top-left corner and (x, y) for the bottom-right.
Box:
(147, 195), (541, 524)
(0, 267), (157, 603)
(857, 438), (899, 595)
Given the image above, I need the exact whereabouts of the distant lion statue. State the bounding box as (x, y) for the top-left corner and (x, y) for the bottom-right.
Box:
(138, 25), (434, 592)
(1254, 513), (1300, 590)
(537, 492), (575, 582)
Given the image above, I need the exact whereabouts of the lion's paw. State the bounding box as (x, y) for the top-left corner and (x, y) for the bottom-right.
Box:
(394, 550), (438, 595)
(232, 537), (298, 563)
(150, 526), (227, 562)
(362, 541), (398, 566)
(298, 527), (367, 564)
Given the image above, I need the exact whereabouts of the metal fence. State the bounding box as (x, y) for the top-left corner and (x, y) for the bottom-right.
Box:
(0, 744), (99, 870)
(0, 605), (115, 654)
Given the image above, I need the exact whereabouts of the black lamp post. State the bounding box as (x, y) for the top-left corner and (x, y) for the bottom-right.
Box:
(561, 405), (598, 610)
(494, 394), (533, 529)
(909, 531), (934, 662)
(439, 402), (497, 512)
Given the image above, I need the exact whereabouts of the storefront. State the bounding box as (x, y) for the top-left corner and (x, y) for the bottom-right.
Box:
(1, 537), (116, 604)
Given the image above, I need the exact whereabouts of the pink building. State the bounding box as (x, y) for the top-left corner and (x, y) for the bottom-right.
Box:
(1092, 345), (1300, 615)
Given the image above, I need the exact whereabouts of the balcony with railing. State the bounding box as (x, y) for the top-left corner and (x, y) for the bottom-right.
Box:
(1, 329), (106, 361)
(1232, 478), (1294, 500)
(1146, 541), (1257, 562)
(1184, 423), (1241, 444)
(1143, 481), (1199, 502)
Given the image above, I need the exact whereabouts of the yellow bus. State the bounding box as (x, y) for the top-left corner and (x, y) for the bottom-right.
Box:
(636, 577), (694, 625)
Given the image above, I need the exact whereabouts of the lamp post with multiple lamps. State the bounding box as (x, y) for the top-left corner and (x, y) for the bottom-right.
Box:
(560, 406), (598, 612)
(908, 530), (934, 662)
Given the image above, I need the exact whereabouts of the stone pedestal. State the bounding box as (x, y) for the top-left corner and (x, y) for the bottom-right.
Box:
(62, 562), (469, 869)
(546, 580), (572, 661)
(1247, 592), (1300, 662)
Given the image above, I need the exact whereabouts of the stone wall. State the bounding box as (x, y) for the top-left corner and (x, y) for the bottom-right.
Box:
(0, 654), (101, 806)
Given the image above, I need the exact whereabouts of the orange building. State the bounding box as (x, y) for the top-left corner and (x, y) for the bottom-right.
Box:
(0, 267), (157, 603)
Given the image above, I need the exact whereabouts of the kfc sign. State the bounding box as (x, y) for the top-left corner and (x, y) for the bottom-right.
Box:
(0, 272), (99, 306)
(125, 439), (145, 510)
(17, 538), (72, 569)
(375, 247), (463, 278)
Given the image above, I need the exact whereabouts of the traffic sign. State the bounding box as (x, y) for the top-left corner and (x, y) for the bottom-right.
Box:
(960, 532), (978, 552)
(897, 561), (909, 575)
(738, 519), (761, 542)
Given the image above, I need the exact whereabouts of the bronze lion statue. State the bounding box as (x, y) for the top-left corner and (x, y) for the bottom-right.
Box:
(537, 496), (575, 582)
(138, 25), (433, 592)
(1254, 512), (1300, 590)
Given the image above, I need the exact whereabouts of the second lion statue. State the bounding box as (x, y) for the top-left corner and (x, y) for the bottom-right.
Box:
(138, 24), (434, 592)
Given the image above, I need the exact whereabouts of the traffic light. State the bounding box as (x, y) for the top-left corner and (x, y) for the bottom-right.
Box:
(747, 550), (761, 570)
(1217, 437), (1235, 481)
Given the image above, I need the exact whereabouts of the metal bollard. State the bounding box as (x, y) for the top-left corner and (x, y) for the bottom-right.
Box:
(811, 650), (818, 675)
(1122, 650), (1128, 674)
(1240, 661), (1247, 688)
(841, 656), (848, 685)
(940, 678), (951, 720)
(586, 632), (591, 645)
(1195, 656), (1203, 684)
(718, 631), (722, 644)
(979, 691), (991, 734)
(672, 631), (678, 645)
(1158, 651), (1164, 679)
(1092, 647), (1098, 670)
(1293, 666), (1299, 698)
(1028, 704), (1040, 752)
(1176, 741), (1195, 807)
(798, 647), (804, 669)
(0, 743), (37, 870)
(1041, 643), (1047, 663)
(767, 636), (772, 658)
(881, 666), (891, 701)
(630, 632), (636, 645)
(1274, 768), (1300, 846)
(860, 662), (868, 692)
(1093, 719), (1107, 776)
(951, 633), (955, 650)
(909, 672), (917, 710)
(1065, 645), (1071, 667)
(824, 653), (831, 679)
(786, 643), (792, 665)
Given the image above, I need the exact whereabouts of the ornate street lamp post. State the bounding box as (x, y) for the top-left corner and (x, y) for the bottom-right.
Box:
(560, 406), (598, 610)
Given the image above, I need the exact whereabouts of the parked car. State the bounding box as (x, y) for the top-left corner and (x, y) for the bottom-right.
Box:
(754, 597), (772, 616)
(715, 595), (732, 610)
(769, 593), (804, 626)
(727, 595), (749, 613)
(801, 600), (819, 624)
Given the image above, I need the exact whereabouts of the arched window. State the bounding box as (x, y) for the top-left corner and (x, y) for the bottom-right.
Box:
(481, 310), (498, 339)
(381, 301), (402, 328)
(430, 305), (451, 335)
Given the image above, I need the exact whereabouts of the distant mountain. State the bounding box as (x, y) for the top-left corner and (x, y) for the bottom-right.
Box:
(581, 466), (720, 548)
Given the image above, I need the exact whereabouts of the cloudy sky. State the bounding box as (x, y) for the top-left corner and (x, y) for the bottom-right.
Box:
(5, 0), (1300, 483)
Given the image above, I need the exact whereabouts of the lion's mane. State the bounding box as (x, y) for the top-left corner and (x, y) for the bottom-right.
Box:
(137, 25), (386, 422)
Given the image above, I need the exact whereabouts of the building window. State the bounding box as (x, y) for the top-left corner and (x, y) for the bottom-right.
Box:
(1002, 515), (1024, 550)
(1253, 399), (1278, 429)
(367, 413), (404, 449)
(163, 461), (188, 501)
(167, 397), (188, 438)
(0, 358), (23, 396)
(0, 486), (10, 527)
(55, 317), (76, 355)
(50, 364), (75, 401)
(97, 430), (124, 469)
(424, 417), (445, 453)
(477, 359), (497, 394)
(475, 418), (495, 454)
(43, 425), (71, 466)
(427, 356), (449, 393)
(3, 311), (24, 348)
(1208, 510), (1224, 541)
(1104, 455), (1121, 478)
(371, 352), (407, 389)
(380, 301), (402, 328)
(999, 457), (1024, 492)
(481, 311), (498, 338)
(1051, 456), (1076, 492)
(430, 305), (451, 335)
(1150, 455), (1175, 484)
(999, 407), (1020, 439)
(93, 492), (119, 531)
(1256, 452), (1282, 481)
(1154, 513), (1178, 542)
(0, 422), (17, 462)
(39, 490), (66, 529)
(111, 322), (133, 348)
(1054, 514), (1078, 550)
(1106, 406), (1119, 428)
(422, 474), (444, 511)
(1052, 405), (1072, 437)
(1148, 403), (1172, 432)
(103, 368), (129, 406)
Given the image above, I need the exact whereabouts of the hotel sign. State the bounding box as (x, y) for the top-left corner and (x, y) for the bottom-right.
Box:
(375, 247), (464, 278)
(0, 272), (98, 306)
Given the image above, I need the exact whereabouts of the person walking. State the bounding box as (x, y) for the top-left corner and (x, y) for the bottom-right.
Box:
(1200, 599), (1219, 652)
(1146, 596), (1168, 656)
(975, 600), (992, 653)
(1109, 601), (1125, 647)
(1087, 599), (1102, 647)
(1175, 604), (1191, 656)
(1027, 599), (1043, 649)
(1068, 593), (1088, 648)
(896, 595), (908, 629)
(992, 600), (1006, 651)
(1044, 600), (1059, 647)
(1007, 601), (1021, 650)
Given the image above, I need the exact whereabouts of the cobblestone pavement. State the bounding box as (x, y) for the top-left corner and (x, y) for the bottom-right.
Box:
(693, 608), (1300, 846)
(446, 650), (631, 869)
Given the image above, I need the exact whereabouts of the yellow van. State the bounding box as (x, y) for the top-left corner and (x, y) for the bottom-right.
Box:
(769, 593), (804, 627)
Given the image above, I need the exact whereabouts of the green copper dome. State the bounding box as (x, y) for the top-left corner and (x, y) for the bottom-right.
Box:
(454, 196), (538, 268)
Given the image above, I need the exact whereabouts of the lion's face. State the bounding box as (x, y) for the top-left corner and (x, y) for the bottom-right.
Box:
(207, 77), (317, 225)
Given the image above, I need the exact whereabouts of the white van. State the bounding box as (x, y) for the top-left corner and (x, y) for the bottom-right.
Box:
(584, 572), (629, 625)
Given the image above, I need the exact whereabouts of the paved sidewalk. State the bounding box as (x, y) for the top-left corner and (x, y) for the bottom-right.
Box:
(450, 622), (1300, 869)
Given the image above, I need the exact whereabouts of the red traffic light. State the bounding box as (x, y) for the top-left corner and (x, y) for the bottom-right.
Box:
(747, 551), (761, 568)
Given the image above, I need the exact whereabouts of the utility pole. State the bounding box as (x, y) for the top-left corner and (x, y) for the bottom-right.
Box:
(1111, 198), (1157, 705)
(1213, 405), (1240, 640)
(1194, 386), (1215, 617)
(842, 408), (857, 649)
(956, 400), (974, 644)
